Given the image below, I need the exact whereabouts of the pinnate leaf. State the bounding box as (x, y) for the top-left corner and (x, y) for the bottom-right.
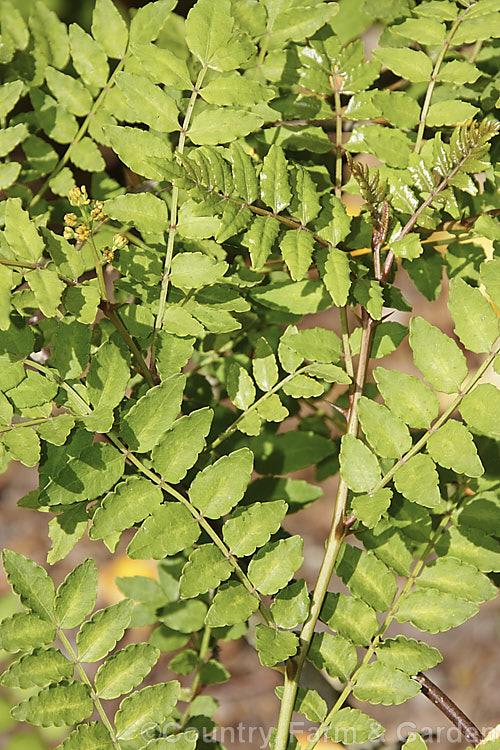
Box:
(0, 612), (55, 653)
(12, 680), (93, 726)
(223, 500), (287, 558)
(373, 48), (432, 82)
(320, 592), (378, 647)
(460, 384), (500, 439)
(189, 448), (253, 519)
(205, 581), (259, 627)
(373, 367), (439, 429)
(248, 536), (303, 595)
(353, 662), (420, 705)
(308, 633), (357, 682)
(448, 277), (499, 354)
(57, 722), (114, 750)
(1, 647), (73, 689)
(427, 420), (483, 477)
(394, 453), (441, 508)
(152, 408), (213, 482)
(270, 579), (310, 630)
(395, 589), (478, 633)
(410, 317), (467, 393)
(377, 636), (442, 675)
(358, 397), (411, 459)
(95, 643), (159, 699)
(127, 504), (200, 560)
(104, 192), (169, 236)
(415, 557), (496, 604)
(340, 435), (381, 493)
(115, 681), (180, 741)
(120, 375), (185, 452)
(327, 707), (384, 744)
(2, 550), (55, 623)
(92, 0), (128, 59)
(179, 545), (232, 599)
(335, 544), (397, 612)
(255, 625), (298, 667)
(55, 559), (98, 629)
(260, 145), (291, 213)
(77, 599), (133, 662)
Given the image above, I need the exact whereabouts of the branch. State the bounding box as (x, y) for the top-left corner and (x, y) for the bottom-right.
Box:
(415, 673), (483, 747)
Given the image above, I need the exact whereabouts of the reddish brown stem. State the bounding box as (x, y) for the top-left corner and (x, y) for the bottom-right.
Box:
(415, 673), (484, 747)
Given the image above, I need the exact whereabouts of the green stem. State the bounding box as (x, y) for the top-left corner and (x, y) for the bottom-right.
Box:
(304, 512), (452, 750)
(415, 8), (473, 153)
(102, 303), (155, 387)
(80, 207), (109, 303)
(208, 367), (307, 452)
(180, 623), (213, 730)
(106, 433), (272, 625)
(57, 629), (121, 749)
(273, 317), (375, 750)
(0, 417), (52, 434)
(340, 307), (354, 381)
(331, 73), (343, 197)
(153, 65), (208, 345)
(0, 258), (76, 287)
(370, 338), (500, 495)
(30, 56), (128, 209)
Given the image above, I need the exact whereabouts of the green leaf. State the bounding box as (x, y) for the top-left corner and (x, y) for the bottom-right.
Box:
(69, 24), (108, 88)
(0, 612), (55, 652)
(427, 420), (483, 477)
(358, 520), (413, 577)
(260, 145), (291, 213)
(448, 277), (499, 354)
(402, 734), (428, 750)
(223, 500), (287, 557)
(318, 196), (352, 246)
(393, 453), (441, 508)
(460, 384), (500, 440)
(281, 231), (314, 281)
(91, 477), (163, 550)
(395, 589), (478, 633)
(185, 0), (234, 68)
(288, 327), (341, 364)
(270, 579), (310, 629)
(252, 279), (331, 315)
(120, 375), (185, 452)
(70, 137), (105, 172)
(307, 633), (357, 682)
(416, 557), (496, 604)
(248, 536), (303, 596)
(373, 47), (432, 82)
(1, 647), (73, 689)
(40, 443), (125, 506)
(276, 686), (327, 724)
(45, 67), (92, 117)
(320, 592), (378, 647)
(481, 258), (500, 308)
(438, 60), (482, 84)
(116, 71), (179, 133)
(201, 73), (271, 106)
(152, 408), (213, 482)
(377, 636), (442, 674)
(243, 215), (281, 269)
(353, 662), (421, 705)
(373, 367), (439, 429)
(205, 581), (259, 627)
(335, 544), (397, 612)
(47, 505), (86, 565)
(115, 681), (180, 740)
(253, 338), (279, 391)
(12, 681), (93, 727)
(147, 732), (198, 750)
(255, 625), (298, 667)
(86, 338), (130, 413)
(340, 434), (381, 493)
(170, 252), (228, 290)
(179, 545), (232, 598)
(2, 550), (55, 623)
(77, 599), (133, 662)
(409, 317), (468, 393)
(3, 198), (44, 263)
(55, 559), (98, 629)
(127, 504), (200, 560)
(391, 234), (423, 260)
(63, 285), (100, 325)
(230, 142), (258, 203)
(92, 0), (128, 59)
(51, 319), (91, 379)
(129, 0), (176, 44)
(427, 99), (479, 127)
(327, 707), (384, 744)
(358, 397), (412, 459)
(282, 373), (323, 398)
(323, 247), (351, 306)
(227, 363), (256, 410)
(0, 80), (23, 119)
(352, 489), (392, 530)
(95, 643), (159, 699)
(305, 363), (351, 384)
(104, 192), (169, 236)
(57, 722), (114, 750)
(4, 427), (40, 468)
(189, 448), (253, 519)
(188, 108), (263, 145)
(130, 41), (191, 88)
(30, 1), (69, 69)
(435, 525), (500, 573)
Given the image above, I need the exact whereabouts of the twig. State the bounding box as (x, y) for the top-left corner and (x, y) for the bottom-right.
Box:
(415, 673), (483, 747)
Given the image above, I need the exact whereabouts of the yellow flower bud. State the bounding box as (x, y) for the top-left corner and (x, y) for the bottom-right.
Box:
(63, 227), (75, 240)
(112, 233), (129, 250)
(64, 212), (78, 227)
